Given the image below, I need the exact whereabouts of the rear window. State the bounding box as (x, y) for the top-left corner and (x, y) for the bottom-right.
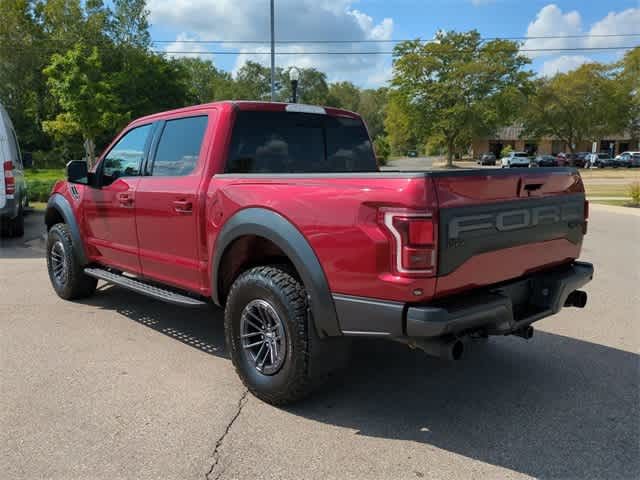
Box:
(226, 111), (376, 173)
(598, 154), (610, 159)
(514, 153), (529, 158)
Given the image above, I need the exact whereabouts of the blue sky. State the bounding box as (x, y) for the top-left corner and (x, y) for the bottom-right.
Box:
(147, 0), (640, 87)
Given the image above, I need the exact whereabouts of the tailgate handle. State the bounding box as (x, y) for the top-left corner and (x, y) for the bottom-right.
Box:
(524, 183), (543, 192)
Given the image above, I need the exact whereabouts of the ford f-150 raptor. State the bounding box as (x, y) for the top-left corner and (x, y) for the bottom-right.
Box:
(45, 101), (593, 404)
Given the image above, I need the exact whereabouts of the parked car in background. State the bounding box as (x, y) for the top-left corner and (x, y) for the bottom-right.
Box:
(0, 102), (29, 238)
(500, 151), (530, 168)
(586, 153), (614, 168)
(477, 152), (496, 165)
(573, 152), (589, 168)
(530, 154), (557, 167)
(613, 151), (640, 168)
(556, 152), (589, 168)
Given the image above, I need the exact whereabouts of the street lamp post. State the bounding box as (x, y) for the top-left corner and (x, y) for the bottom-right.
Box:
(270, 0), (275, 101)
(289, 67), (300, 103)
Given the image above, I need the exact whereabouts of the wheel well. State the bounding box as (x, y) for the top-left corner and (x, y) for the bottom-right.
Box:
(45, 207), (64, 230)
(217, 235), (298, 304)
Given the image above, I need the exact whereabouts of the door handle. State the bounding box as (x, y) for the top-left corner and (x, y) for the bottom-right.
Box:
(117, 192), (134, 207)
(173, 199), (193, 214)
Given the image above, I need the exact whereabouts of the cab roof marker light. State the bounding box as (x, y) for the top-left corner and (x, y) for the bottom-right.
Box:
(285, 104), (326, 115)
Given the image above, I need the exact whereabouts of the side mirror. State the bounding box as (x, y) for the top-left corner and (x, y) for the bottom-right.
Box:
(66, 160), (89, 184)
(22, 152), (33, 168)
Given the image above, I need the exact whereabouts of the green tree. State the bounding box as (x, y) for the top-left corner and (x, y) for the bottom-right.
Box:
(44, 44), (125, 167)
(522, 63), (628, 153)
(373, 136), (391, 165)
(618, 47), (639, 146)
(391, 30), (532, 166)
(384, 93), (417, 155)
(326, 81), (361, 112)
(235, 61), (272, 100)
(175, 57), (234, 104)
(359, 87), (388, 140)
(0, 0), (48, 151)
(112, 0), (151, 48)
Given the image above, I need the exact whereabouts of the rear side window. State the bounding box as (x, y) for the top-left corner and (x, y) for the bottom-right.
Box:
(226, 111), (376, 173)
(151, 116), (208, 177)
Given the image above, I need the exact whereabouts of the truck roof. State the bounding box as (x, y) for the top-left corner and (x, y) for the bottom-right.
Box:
(130, 101), (360, 129)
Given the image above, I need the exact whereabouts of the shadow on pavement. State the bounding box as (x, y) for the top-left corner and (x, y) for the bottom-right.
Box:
(83, 284), (228, 359)
(83, 284), (639, 479)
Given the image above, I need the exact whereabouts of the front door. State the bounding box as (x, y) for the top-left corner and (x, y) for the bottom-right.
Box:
(83, 123), (153, 274)
(135, 114), (210, 293)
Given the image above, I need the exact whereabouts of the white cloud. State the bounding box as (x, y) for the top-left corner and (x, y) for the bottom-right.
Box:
(148, 0), (393, 86)
(585, 8), (640, 49)
(539, 55), (591, 77)
(522, 4), (639, 76)
(522, 4), (582, 58)
(164, 33), (212, 60)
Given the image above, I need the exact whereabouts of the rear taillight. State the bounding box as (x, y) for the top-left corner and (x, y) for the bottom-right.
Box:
(380, 209), (437, 275)
(3, 161), (15, 195)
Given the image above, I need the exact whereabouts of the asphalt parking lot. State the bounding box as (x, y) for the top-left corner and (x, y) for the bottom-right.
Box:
(1, 207), (639, 480)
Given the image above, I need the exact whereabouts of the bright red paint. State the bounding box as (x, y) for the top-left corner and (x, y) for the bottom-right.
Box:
(50, 101), (586, 304)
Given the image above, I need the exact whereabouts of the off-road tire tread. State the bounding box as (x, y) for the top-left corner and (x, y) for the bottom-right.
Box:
(47, 223), (97, 300)
(225, 265), (320, 405)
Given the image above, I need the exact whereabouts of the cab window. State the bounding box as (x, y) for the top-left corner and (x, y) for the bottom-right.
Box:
(101, 124), (152, 186)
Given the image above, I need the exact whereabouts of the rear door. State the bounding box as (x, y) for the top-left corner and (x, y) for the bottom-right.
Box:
(135, 113), (211, 293)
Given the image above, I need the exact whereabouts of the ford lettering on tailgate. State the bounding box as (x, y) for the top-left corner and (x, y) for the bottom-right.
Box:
(438, 194), (585, 275)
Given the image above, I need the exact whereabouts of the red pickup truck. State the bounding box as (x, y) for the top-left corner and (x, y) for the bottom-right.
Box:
(45, 101), (593, 404)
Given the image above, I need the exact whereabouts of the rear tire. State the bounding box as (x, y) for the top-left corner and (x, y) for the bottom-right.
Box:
(46, 223), (97, 300)
(225, 265), (348, 405)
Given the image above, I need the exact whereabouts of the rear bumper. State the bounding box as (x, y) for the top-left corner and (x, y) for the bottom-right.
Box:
(335, 261), (594, 338)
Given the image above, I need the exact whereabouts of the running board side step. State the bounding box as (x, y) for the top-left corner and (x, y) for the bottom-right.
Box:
(84, 267), (208, 307)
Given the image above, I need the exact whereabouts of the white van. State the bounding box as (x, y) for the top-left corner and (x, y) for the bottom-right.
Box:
(0, 102), (28, 237)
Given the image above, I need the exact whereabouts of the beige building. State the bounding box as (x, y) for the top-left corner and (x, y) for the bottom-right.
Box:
(472, 125), (640, 159)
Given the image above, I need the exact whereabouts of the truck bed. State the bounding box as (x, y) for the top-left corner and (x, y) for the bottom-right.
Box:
(212, 167), (586, 303)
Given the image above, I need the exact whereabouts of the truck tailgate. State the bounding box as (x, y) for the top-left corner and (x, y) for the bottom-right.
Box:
(431, 168), (587, 297)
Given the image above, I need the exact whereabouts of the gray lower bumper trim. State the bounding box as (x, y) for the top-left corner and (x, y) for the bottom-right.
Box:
(333, 294), (404, 336)
(335, 261), (594, 338)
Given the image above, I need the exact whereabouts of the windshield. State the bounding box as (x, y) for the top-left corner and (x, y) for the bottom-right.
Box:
(226, 111), (377, 173)
(598, 154), (610, 159)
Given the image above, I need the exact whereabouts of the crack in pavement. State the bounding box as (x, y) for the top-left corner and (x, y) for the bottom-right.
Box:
(205, 389), (249, 480)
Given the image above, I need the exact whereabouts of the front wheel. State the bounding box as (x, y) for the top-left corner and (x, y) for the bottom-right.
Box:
(46, 223), (97, 300)
(225, 265), (348, 405)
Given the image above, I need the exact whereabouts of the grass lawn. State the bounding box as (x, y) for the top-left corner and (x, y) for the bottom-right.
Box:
(29, 201), (48, 212)
(25, 168), (65, 202)
(583, 183), (632, 197)
(25, 168), (65, 182)
(578, 168), (640, 180)
(589, 198), (640, 207)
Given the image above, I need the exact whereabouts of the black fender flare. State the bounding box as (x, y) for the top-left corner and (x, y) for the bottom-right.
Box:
(45, 194), (88, 266)
(212, 207), (340, 337)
